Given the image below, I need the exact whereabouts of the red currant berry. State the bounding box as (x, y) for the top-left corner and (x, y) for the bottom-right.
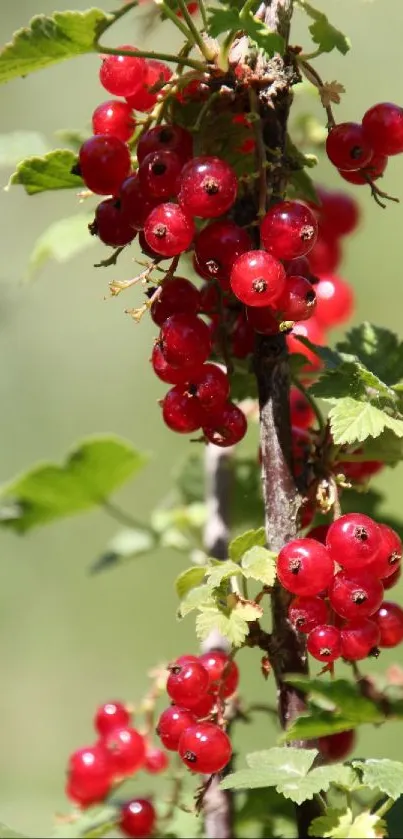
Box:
(199, 282), (220, 315)
(326, 123), (373, 171)
(260, 200), (318, 260)
(383, 565), (401, 590)
(90, 199), (136, 246)
(338, 152), (388, 185)
(362, 102), (403, 156)
(126, 60), (172, 112)
(246, 305), (279, 335)
(151, 343), (202, 385)
(202, 401), (247, 447)
(188, 692), (216, 718)
(167, 660), (209, 708)
(99, 46), (147, 98)
(307, 624), (342, 662)
(288, 595), (328, 633)
(329, 570), (384, 620)
(326, 513), (382, 570)
(340, 618), (380, 660)
(156, 706), (196, 751)
(103, 727), (146, 776)
(277, 538), (334, 596)
(119, 174), (160, 230)
(95, 701), (131, 737)
(314, 275), (354, 328)
(337, 457), (383, 483)
(144, 746), (169, 774)
(139, 150), (182, 199)
(187, 364), (230, 410)
(368, 524), (402, 579)
(178, 722), (232, 773)
(144, 203), (195, 256)
(162, 386), (204, 434)
(120, 798), (156, 838)
(230, 250), (286, 307)
(231, 315), (255, 357)
(79, 135), (131, 195)
(278, 274), (317, 322)
(159, 313), (211, 367)
(286, 319), (325, 372)
(199, 650), (239, 698)
(150, 277), (200, 326)
(194, 220), (252, 286)
(307, 524), (329, 544)
(284, 256), (312, 279)
(308, 232), (342, 275)
(178, 156), (238, 218)
(66, 745), (111, 807)
(316, 187), (360, 238)
(92, 100), (135, 143)
(318, 730), (356, 762)
(374, 601), (403, 647)
(137, 124), (193, 164)
(290, 387), (315, 430)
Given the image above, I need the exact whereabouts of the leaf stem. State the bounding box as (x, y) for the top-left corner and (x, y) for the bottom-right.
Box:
(197, 0), (209, 30)
(298, 58), (336, 130)
(375, 797), (395, 819)
(159, 0), (197, 41)
(102, 499), (152, 531)
(291, 375), (325, 435)
(175, 0), (216, 60)
(95, 43), (205, 71)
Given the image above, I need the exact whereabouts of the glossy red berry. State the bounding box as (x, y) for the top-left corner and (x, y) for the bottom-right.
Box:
(120, 798), (156, 838)
(95, 701), (131, 737)
(162, 386), (204, 434)
(362, 102), (403, 156)
(246, 305), (279, 335)
(318, 730), (356, 762)
(144, 746), (169, 774)
(230, 250), (286, 307)
(103, 727), (146, 776)
(308, 232), (342, 275)
(126, 59), (172, 112)
(374, 601), (403, 647)
(202, 401), (247, 447)
(167, 660), (209, 708)
(340, 618), (380, 660)
(156, 706), (196, 751)
(139, 150), (182, 199)
(288, 595), (328, 633)
(260, 200), (318, 260)
(66, 745), (111, 807)
(188, 691), (216, 719)
(307, 524), (329, 544)
(329, 570), (384, 620)
(90, 199), (136, 246)
(178, 156), (238, 218)
(326, 122), (373, 171)
(278, 274), (317, 322)
(199, 650), (239, 698)
(194, 220), (252, 286)
(314, 275), (354, 328)
(151, 343), (202, 385)
(79, 135), (131, 195)
(137, 124), (193, 164)
(368, 524), (402, 579)
(284, 256), (312, 279)
(307, 625), (342, 662)
(338, 152), (388, 185)
(100, 46), (147, 97)
(92, 100), (135, 143)
(187, 364), (230, 410)
(144, 202), (195, 256)
(178, 722), (232, 773)
(119, 174), (160, 230)
(277, 538), (334, 596)
(150, 277), (200, 326)
(326, 513), (382, 570)
(289, 387), (315, 430)
(316, 187), (360, 238)
(383, 565), (401, 590)
(160, 313), (211, 367)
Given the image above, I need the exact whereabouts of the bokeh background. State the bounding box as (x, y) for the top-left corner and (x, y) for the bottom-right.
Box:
(0, 0), (403, 834)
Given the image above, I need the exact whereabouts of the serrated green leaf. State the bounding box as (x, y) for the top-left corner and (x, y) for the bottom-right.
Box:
(287, 167), (320, 205)
(178, 584), (215, 618)
(240, 14), (284, 57)
(309, 808), (385, 839)
(328, 398), (403, 445)
(206, 560), (243, 587)
(339, 430), (403, 467)
(91, 527), (156, 574)
(0, 824), (26, 839)
(246, 747), (317, 773)
(52, 805), (118, 838)
(195, 604), (251, 647)
(234, 600), (263, 621)
(27, 213), (95, 279)
(207, 6), (241, 37)
(0, 435), (147, 533)
(338, 323), (403, 387)
(229, 527), (266, 561)
(0, 130), (50, 166)
(296, 1), (350, 55)
(241, 546), (276, 586)
(353, 759), (403, 800)
(281, 710), (359, 742)
(8, 149), (82, 195)
(0, 9), (112, 85)
(175, 566), (207, 599)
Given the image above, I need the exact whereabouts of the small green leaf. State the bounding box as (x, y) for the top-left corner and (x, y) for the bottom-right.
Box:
(8, 149), (82, 195)
(281, 710), (359, 742)
(207, 5), (284, 56)
(0, 824), (26, 839)
(229, 527), (266, 562)
(27, 213), (95, 279)
(246, 747), (317, 773)
(91, 527), (156, 574)
(241, 546), (276, 586)
(338, 322), (403, 387)
(234, 601), (263, 622)
(352, 759), (403, 800)
(175, 566), (207, 599)
(328, 398), (403, 445)
(0, 130), (50, 166)
(195, 604), (252, 647)
(207, 6), (241, 37)
(296, 1), (350, 55)
(309, 808), (385, 839)
(0, 9), (113, 85)
(178, 584), (214, 618)
(287, 167), (320, 205)
(339, 430), (403, 466)
(206, 560), (243, 587)
(52, 805), (118, 838)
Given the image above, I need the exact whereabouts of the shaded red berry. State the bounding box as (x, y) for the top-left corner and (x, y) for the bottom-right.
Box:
(194, 220), (252, 287)
(162, 386), (204, 434)
(290, 387), (315, 430)
(187, 364), (230, 410)
(329, 570), (384, 620)
(144, 202), (195, 256)
(338, 152), (388, 185)
(156, 706), (196, 751)
(246, 305), (279, 335)
(307, 625), (342, 662)
(144, 746), (169, 774)
(318, 730), (356, 762)
(137, 124), (193, 164)
(277, 538), (334, 596)
(202, 401), (247, 447)
(278, 274), (317, 322)
(362, 102), (403, 156)
(178, 722), (232, 773)
(374, 601), (403, 647)
(383, 565), (401, 590)
(368, 524), (402, 579)
(340, 618), (380, 660)
(316, 187), (360, 238)
(288, 596), (328, 633)
(90, 198), (136, 246)
(120, 798), (156, 838)
(231, 315), (255, 357)
(314, 275), (354, 328)
(139, 150), (182, 198)
(326, 513), (382, 570)
(199, 650), (239, 698)
(150, 277), (200, 326)
(179, 156), (238, 218)
(260, 200), (318, 260)
(79, 135), (131, 195)
(167, 660), (209, 708)
(103, 727), (146, 776)
(126, 59), (172, 112)
(308, 232), (342, 275)
(119, 174), (160, 230)
(159, 312), (211, 367)
(326, 123), (373, 171)
(66, 745), (111, 808)
(95, 701), (131, 737)
(92, 100), (135, 142)
(100, 46), (147, 98)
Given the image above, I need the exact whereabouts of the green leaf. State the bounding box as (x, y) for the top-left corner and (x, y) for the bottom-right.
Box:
(0, 435), (148, 533)
(352, 759), (403, 800)
(206, 560), (243, 587)
(52, 805), (118, 838)
(0, 9), (113, 85)
(207, 6), (284, 56)
(0, 825), (26, 839)
(178, 584), (214, 618)
(27, 213), (95, 279)
(207, 6), (241, 37)
(175, 566), (207, 599)
(281, 710), (359, 742)
(287, 167), (320, 205)
(195, 603), (257, 647)
(241, 546), (276, 586)
(296, 1), (350, 55)
(309, 809), (385, 839)
(0, 130), (50, 166)
(338, 323), (403, 387)
(8, 149), (82, 195)
(341, 430), (403, 466)
(91, 527), (157, 574)
(328, 398), (403, 446)
(229, 527), (266, 562)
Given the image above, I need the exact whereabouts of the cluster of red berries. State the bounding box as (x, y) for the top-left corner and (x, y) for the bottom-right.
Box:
(276, 513), (403, 664)
(156, 650), (238, 774)
(326, 102), (403, 186)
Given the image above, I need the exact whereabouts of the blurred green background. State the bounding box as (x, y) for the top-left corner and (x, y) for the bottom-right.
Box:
(1, 0), (403, 834)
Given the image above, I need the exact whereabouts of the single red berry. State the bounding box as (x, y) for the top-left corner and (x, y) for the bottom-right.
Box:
(337, 457), (383, 483)
(162, 386), (204, 434)
(178, 156), (238, 218)
(278, 274), (317, 322)
(178, 722), (232, 773)
(260, 200), (318, 260)
(194, 220), (252, 287)
(326, 123), (373, 170)
(151, 343), (202, 385)
(230, 250), (286, 307)
(103, 727), (146, 776)
(383, 565), (401, 590)
(314, 275), (354, 328)
(144, 746), (169, 774)
(150, 277), (200, 326)
(66, 745), (112, 808)
(119, 174), (160, 230)
(329, 570), (384, 620)
(231, 315), (255, 357)
(99, 46), (147, 98)
(315, 187), (360, 238)
(277, 538), (334, 596)
(167, 660), (210, 708)
(144, 202), (195, 256)
(156, 706), (196, 751)
(368, 524), (402, 579)
(137, 124), (193, 164)
(286, 319), (325, 372)
(126, 59), (172, 112)
(120, 798), (156, 838)
(307, 624), (342, 662)
(187, 364), (230, 410)
(95, 701), (131, 737)
(308, 232), (342, 275)
(318, 730), (356, 762)
(326, 513), (382, 570)
(290, 387), (315, 430)
(338, 152), (388, 185)
(139, 150), (183, 199)
(340, 618), (380, 660)
(362, 102), (403, 156)
(79, 135), (131, 195)
(92, 100), (136, 143)
(188, 692), (216, 719)
(374, 601), (403, 647)
(90, 199), (136, 246)
(298, 501), (316, 530)
(246, 305), (279, 335)
(307, 524), (329, 544)
(159, 313), (211, 367)
(284, 256), (312, 280)
(199, 650), (239, 698)
(288, 595), (328, 633)
(202, 401), (247, 447)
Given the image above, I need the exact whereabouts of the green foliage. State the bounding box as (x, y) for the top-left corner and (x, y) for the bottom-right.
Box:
(0, 435), (148, 533)
(0, 825), (26, 839)
(0, 130), (50, 166)
(27, 213), (95, 279)
(234, 789), (297, 839)
(352, 759), (403, 801)
(91, 527), (157, 574)
(329, 398), (403, 446)
(175, 566), (208, 599)
(52, 805), (118, 837)
(309, 809), (385, 838)
(229, 527), (266, 561)
(8, 150), (82, 195)
(195, 600), (263, 646)
(241, 546), (276, 586)
(207, 6), (284, 56)
(0, 9), (112, 85)
(296, 1), (350, 55)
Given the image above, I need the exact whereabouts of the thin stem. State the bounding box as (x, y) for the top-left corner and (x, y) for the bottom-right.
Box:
(197, 0), (209, 30)
(175, 0), (216, 60)
(159, 0), (196, 41)
(298, 59), (336, 130)
(95, 43), (205, 71)
(375, 797), (395, 820)
(291, 375), (325, 434)
(249, 87), (268, 218)
(193, 92), (221, 132)
(94, 245), (126, 269)
(102, 500), (153, 532)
